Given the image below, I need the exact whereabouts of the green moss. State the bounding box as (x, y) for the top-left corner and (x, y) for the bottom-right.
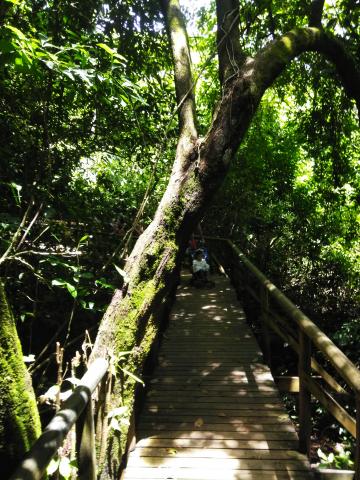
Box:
(96, 223), (180, 477)
(281, 36), (293, 51)
(0, 281), (41, 476)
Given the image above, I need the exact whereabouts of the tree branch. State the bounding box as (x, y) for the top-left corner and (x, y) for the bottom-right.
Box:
(309, 0), (325, 28)
(0, 202), (33, 265)
(161, 0), (197, 139)
(254, 28), (360, 116)
(215, 0), (246, 86)
(199, 27), (360, 187)
(16, 202), (43, 250)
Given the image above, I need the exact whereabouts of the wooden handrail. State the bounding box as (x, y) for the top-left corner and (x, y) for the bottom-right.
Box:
(225, 239), (360, 394)
(10, 358), (108, 480)
(207, 236), (359, 478)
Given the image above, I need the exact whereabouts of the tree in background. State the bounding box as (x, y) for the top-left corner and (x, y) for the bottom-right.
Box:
(0, 0), (359, 477)
(0, 282), (41, 477)
(88, 1), (360, 477)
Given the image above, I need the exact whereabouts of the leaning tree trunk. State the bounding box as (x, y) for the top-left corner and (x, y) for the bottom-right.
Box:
(89, 2), (360, 478)
(0, 281), (41, 477)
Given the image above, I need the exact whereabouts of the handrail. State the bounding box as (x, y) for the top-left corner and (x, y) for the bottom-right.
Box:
(227, 239), (360, 394)
(10, 358), (108, 480)
(207, 237), (360, 479)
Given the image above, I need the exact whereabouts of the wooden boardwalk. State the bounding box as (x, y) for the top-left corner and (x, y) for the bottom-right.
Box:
(122, 274), (313, 480)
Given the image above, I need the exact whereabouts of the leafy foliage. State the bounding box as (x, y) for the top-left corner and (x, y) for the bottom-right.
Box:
(0, 0), (359, 468)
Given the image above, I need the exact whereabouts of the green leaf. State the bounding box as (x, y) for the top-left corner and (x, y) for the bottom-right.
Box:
(6, 25), (26, 40)
(121, 367), (144, 385)
(95, 278), (116, 290)
(65, 282), (77, 298)
(78, 234), (89, 244)
(97, 43), (115, 55)
(114, 264), (130, 283)
(52, 279), (77, 298)
(52, 279), (66, 286)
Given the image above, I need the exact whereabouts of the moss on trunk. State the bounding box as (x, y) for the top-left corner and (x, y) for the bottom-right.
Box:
(0, 280), (41, 477)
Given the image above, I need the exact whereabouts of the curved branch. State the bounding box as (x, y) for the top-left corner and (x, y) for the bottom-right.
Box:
(199, 27), (360, 186)
(161, 0), (197, 139)
(254, 28), (360, 115)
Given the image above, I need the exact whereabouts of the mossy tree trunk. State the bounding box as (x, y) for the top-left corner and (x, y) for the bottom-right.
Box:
(0, 281), (41, 478)
(90, 1), (360, 478)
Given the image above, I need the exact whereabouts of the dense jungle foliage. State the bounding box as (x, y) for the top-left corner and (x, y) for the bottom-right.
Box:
(0, 0), (359, 476)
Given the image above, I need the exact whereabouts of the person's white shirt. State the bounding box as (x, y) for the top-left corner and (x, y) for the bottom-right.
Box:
(192, 258), (210, 273)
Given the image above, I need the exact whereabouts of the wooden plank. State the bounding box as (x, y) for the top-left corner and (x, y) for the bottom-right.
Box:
(126, 456), (310, 470)
(147, 390), (280, 398)
(268, 310), (349, 396)
(304, 374), (356, 437)
(146, 384), (279, 393)
(299, 330), (311, 456)
(142, 409), (288, 419)
(145, 401), (283, 410)
(137, 430), (299, 441)
(136, 438), (299, 450)
(123, 467), (313, 479)
(122, 273), (312, 480)
(139, 415), (293, 425)
(138, 422), (296, 432)
(132, 447), (308, 461)
(275, 376), (300, 393)
(146, 395), (282, 403)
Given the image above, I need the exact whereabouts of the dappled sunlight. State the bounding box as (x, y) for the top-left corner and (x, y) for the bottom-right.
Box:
(123, 273), (312, 480)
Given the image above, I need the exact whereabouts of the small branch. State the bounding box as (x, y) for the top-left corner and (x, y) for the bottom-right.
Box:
(32, 225), (50, 244)
(0, 201), (33, 265)
(55, 342), (64, 411)
(14, 250), (82, 257)
(4, 256), (48, 286)
(16, 202), (44, 250)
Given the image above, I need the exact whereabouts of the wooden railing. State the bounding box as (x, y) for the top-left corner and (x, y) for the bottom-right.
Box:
(9, 358), (108, 480)
(208, 237), (359, 479)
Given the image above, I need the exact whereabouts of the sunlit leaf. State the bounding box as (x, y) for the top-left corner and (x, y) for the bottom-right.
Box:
(121, 367), (144, 385)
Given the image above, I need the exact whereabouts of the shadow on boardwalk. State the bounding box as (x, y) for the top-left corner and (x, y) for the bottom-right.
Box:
(122, 275), (313, 480)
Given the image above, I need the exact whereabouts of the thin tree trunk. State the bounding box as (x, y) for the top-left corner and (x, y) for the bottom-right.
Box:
(0, 281), (41, 477)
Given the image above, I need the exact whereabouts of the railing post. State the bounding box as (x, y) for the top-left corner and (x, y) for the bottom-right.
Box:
(356, 394), (360, 480)
(76, 397), (96, 480)
(298, 329), (311, 456)
(260, 285), (271, 368)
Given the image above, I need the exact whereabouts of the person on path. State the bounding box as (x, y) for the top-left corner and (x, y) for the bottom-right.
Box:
(192, 249), (210, 284)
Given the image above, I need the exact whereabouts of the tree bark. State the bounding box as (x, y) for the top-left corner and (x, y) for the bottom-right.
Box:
(0, 281), (41, 477)
(215, 0), (246, 85)
(309, 0), (325, 28)
(89, 7), (360, 479)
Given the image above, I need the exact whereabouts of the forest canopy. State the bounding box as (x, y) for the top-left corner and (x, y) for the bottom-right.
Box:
(0, 0), (359, 478)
